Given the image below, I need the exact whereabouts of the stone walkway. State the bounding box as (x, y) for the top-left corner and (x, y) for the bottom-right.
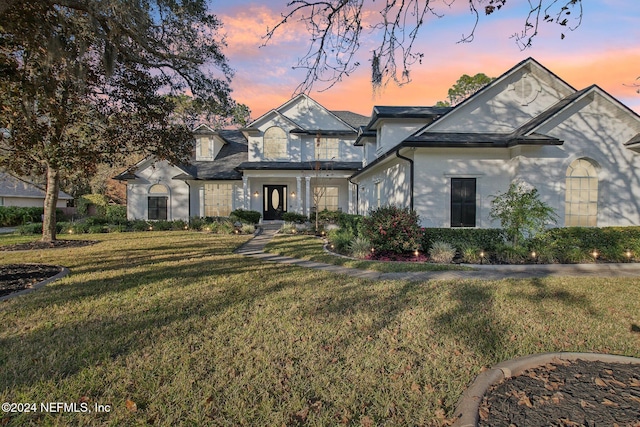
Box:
(235, 225), (640, 281)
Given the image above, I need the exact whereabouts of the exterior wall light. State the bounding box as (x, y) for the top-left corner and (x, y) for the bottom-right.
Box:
(253, 191), (259, 197)
(291, 191), (296, 197)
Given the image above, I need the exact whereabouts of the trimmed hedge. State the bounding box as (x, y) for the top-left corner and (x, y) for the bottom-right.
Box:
(422, 228), (505, 254)
(0, 206), (65, 226)
(282, 212), (309, 224)
(230, 209), (261, 225)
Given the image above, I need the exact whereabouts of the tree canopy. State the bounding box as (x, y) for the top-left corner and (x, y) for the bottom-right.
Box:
(265, 0), (583, 93)
(436, 73), (496, 107)
(0, 0), (239, 241)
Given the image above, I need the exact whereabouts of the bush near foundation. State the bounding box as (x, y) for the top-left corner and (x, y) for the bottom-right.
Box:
(230, 209), (261, 225)
(362, 206), (422, 254)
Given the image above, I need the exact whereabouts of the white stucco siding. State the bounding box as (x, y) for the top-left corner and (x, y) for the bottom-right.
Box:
(412, 149), (514, 228)
(0, 197), (68, 208)
(126, 160), (190, 221)
(280, 98), (352, 131)
(525, 94), (640, 226)
(377, 120), (428, 156)
(354, 157), (411, 215)
(429, 69), (573, 134)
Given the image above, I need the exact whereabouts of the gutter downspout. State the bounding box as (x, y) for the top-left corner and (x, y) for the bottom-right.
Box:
(348, 175), (359, 215)
(395, 149), (414, 211)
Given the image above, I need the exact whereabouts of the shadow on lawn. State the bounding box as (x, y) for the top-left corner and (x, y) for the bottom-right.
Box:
(0, 256), (294, 390)
(432, 278), (601, 362)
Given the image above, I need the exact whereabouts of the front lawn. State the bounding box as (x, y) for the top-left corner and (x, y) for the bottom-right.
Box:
(1, 232), (639, 426)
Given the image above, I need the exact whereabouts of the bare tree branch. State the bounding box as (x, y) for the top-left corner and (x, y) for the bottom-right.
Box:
(264, 0), (584, 93)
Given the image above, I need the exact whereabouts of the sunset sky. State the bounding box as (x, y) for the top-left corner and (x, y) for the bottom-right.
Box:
(212, 0), (640, 119)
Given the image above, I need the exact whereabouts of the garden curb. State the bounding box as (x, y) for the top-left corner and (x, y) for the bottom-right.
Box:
(451, 352), (640, 427)
(0, 265), (70, 302)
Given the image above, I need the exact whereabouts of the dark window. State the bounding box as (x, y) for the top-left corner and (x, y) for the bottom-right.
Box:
(451, 178), (476, 227)
(148, 197), (168, 220)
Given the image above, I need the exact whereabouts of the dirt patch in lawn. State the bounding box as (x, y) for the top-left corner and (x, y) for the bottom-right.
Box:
(0, 264), (64, 297)
(0, 239), (97, 251)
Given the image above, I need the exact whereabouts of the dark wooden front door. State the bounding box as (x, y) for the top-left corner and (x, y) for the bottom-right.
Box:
(263, 185), (287, 220)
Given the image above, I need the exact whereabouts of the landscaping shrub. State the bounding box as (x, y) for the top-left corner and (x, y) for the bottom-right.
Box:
(282, 212), (309, 224)
(230, 209), (261, 224)
(494, 244), (528, 264)
(337, 213), (364, 237)
(348, 236), (371, 259)
(241, 224), (256, 234)
(77, 194), (109, 217)
(88, 224), (107, 234)
(279, 223), (297, 234)
(17, 223), (42, 235)
(489, 182), (557, 247)
(362, 206), (422, 254)
(85, 216), (109, 226)
(429, 241), (456, 264)
(422, 228), (505, 254)
(318, 210), (341, 224)
(171, 220), (188, 231)
(105, 205), (127, 224)
(458, 243), (483, 264)
(151, 220), (173, 231)
(131, 219), (152, 232)
(327, 228), (354, 254)
(0, 207), (65, 226)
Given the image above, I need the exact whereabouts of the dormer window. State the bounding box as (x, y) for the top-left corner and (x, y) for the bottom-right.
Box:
(263, 126), (288, 159)
(197, 136), (212, 159)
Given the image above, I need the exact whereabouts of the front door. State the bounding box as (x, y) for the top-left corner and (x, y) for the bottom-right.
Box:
(263, 185), (287, 220)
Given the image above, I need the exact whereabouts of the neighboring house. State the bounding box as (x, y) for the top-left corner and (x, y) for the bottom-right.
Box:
(117, 95), (369, 221)
(118, 58), (640, 228)
(0, 172), (73, 208)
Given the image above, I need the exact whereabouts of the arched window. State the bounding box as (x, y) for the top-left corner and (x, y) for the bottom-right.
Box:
(565, 158), (598, 226)
(148, 184), (168, 220)
(263, 126), (288, 159)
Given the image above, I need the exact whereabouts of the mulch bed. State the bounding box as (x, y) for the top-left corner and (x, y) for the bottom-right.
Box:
(0, 239), (97, 251)
(478, 359), (640, 426)
(0, 264), (63, 297)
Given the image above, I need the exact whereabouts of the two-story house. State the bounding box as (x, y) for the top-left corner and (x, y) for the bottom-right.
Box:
(118, 94), (368, 221)
(118, 58), (640, 228)
(352, 57), (640, 228)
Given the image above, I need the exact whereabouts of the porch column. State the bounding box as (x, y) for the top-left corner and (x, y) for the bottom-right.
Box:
(243, 176), (249, 210)
(199, 185), (205, 217)
(296, 177), (302, 214)
(348, 182), (354, 214)
(305, 176), (311, 217)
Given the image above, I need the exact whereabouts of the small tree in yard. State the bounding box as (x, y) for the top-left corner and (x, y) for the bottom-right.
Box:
(489, 182), (558, 248)
(362, 205), (422, 254)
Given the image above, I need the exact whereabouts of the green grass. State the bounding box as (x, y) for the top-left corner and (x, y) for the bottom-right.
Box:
(1, 232), (639, 426)
(265, 234), (473, 273)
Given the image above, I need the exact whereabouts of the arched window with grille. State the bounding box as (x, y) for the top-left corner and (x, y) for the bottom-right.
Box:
(565, 158), (598, 227)
(263, 126), (288, 159)
(148, 184), (169, 220)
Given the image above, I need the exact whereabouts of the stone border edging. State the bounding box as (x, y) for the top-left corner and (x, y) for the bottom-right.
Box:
(0, 266), (70, 302)
(452, 352), (640, 427)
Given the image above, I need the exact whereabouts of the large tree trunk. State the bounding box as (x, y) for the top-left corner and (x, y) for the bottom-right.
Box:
(42, 165), (60, 242)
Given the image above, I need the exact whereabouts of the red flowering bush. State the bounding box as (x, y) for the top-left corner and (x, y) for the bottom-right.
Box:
(361, 206), (422, 254)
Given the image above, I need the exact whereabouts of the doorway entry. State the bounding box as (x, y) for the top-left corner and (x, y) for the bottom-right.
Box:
(263, 185), (287, 220)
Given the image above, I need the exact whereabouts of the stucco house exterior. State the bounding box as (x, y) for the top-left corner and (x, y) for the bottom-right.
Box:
(118, 58), (640, 228)
(117, 94), (368, 221)
(352, 57), (640, 228)
(0, 172), (72, 208)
